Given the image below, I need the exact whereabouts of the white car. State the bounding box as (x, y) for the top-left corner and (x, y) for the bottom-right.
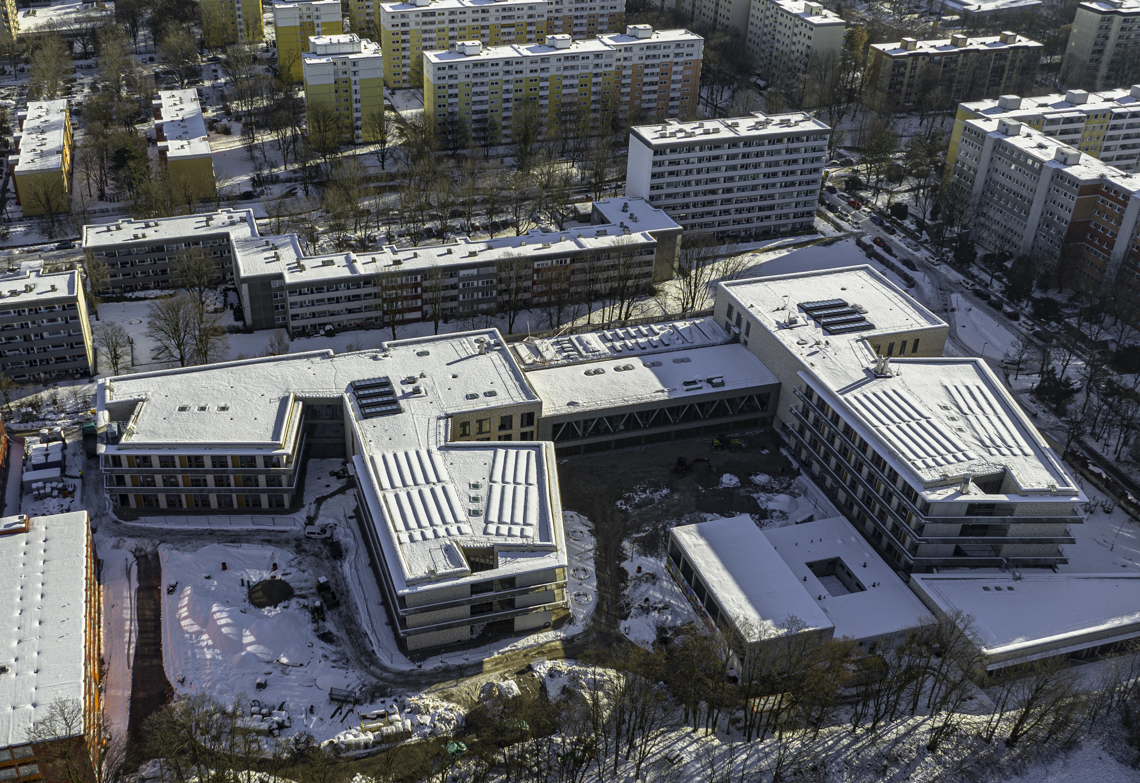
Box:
(304, 523), (334, 539)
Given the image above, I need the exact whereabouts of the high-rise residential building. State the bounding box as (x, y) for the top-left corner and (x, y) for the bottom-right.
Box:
(272, 0), (344, 83)
(424, 26), (702, 143)
(301, 34), (384, 143)
(0, 261), (93, 382)
(1062, 0), (1140, 91)
(80, 198), (681, 333)
(0, 0), (18, 40)
(545, 0), (623, 37)
(378, 0), (549, 89)
(948, 87), (1140, 171)
(625, 112), (830, 239)
(678, 0), (752, 36)
(9, 100), (71, 218)
(152, 89), (216, 202)
(950, 114), (1140, 300)
(746, 0), (845, 85)
(201, 0), (265, 47)
(865, 32), (1042, 110)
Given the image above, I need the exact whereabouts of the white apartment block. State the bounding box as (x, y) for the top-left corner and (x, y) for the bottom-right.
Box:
(625, 112), (830, 239)
(746, 0), (845, 82)
(951, 115), (1140, 259)
(678, 0), (752, 36)
(951, 87), (1140, 172)
(1063, 0), (1140, 91)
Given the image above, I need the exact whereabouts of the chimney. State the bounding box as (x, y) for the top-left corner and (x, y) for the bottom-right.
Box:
(959, 472), (972, 495)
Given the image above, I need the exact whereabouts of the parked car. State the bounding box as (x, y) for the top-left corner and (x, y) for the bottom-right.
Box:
(972, 288), (990, 301)
(825, 203), (840, 213)
(825, 185), (837, 194)
(882, 224), (898, 235)
(869, 214), (885, 226)
(873, 236), (887, 248)
(1004, 309), (1022, 321)
(848, 199), (862, 209)
(899, 256), (917, 271)
(54, 240), (75, 250)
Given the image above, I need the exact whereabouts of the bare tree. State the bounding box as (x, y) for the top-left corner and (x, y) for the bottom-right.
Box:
(94, 322), (131, 375)
(146, 292), (197, 367)
(20, 177), (69, 237)
(191, 303), (230, 366)
(495, 251), (531, 334)
(673, 236), (747, 315)
(264, 329), (291, 356)
(28, 698), (121, 783)
(28, 35), (71, 101)
(169, 247), (221, 308)
(158, 27), (199, 88)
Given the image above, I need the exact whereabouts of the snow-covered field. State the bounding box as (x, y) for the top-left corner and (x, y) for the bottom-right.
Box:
(620, 544), (698, 648)
(160, 542), (369, 741)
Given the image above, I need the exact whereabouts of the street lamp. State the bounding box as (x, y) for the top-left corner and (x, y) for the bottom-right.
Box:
(981, 341), (988, 357)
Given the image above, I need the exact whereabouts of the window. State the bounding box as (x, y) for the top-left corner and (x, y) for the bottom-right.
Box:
(899, 339), (907, 354)
(520, 411), (535, 428)
(476, 418), (491, 434)
(459, 421), (471, 437)
(165, 494), (183, 509)
(499, 414), (513, 431)
(911, 338), (920, 354)
(243, 494), (263, 509)
(886, 341), (895, 356)
(498, 434), (513, 441)
(238, 456), (257, 468)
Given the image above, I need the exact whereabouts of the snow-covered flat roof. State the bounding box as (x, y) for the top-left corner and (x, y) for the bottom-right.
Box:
(12, 100), (68, 174)
(966, 117), (1140, 191)
(721, 267), (947, 389)
(16, 0), (113, 35)
(379, 0), (544, 12)
(911, 573), (1140, 664)
(156, 89), (211, 161)
(0, 512), (90, 748)
(630, 112), (830, 147)
(943, 0), (1040, 12)
(671, 517), (833, 643)
(527, 342), (778, 417)
(763, 517), (930, 641)
(873, 33), (1042, 56)
(590, 197), (682, 234)
(768, 0), (846, 21)
(81, 206), (676, 286)
(100, 332), (565, 592)
(303, 34), (381, 62)
(805, 358), (1081, 498)
(0, 261), (78, 304)
(513, 318), (728, 368)
(960, 88), (1140, 119)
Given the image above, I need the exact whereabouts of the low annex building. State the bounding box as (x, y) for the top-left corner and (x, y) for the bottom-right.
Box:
(518, 318), (780, 454)
(716, 267), (1085, 572)
(96, 332), (568, 651)
(0, 512), (101, 783)
(911, 573), (1140, 669)
(80, 199), (681, 335)
(667, 515), (929, 659)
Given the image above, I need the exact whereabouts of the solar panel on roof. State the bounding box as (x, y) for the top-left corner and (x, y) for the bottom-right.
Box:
(813, 307), (858, 320)
(825, 320), (875, 335)
(799, 299), (847, 313)
(819, 314), (866, 327)
(351, 375), (403, 419)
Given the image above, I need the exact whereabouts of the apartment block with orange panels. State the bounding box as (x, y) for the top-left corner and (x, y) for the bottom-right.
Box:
(0, 512), (101, 783)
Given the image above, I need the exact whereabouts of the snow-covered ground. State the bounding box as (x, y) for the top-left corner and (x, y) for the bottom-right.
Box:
(619, 544), (698, 649)
(160, 542), (370, 742)
(950, 293), (1020, 359)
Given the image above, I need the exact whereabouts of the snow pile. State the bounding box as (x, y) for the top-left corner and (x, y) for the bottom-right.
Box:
(160, 543), (371, 742)
(615, 483), (672, 511)
(619, 543), (698, 649)
(532, 659), (623, 702)
(719, 473), (740, 488)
